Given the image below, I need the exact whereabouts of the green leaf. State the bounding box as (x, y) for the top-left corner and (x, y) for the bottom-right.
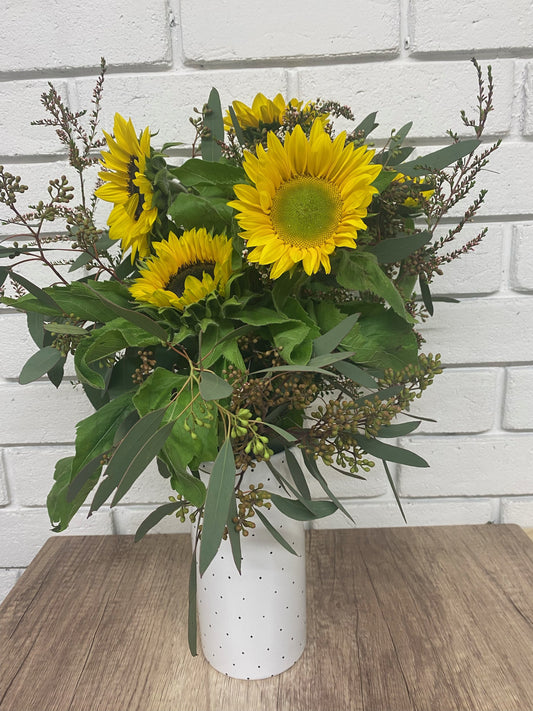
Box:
(253, 508), (299, 556)
(188, 551), (198, 656)
(336, 251), (414, 323)
(238, 307), (290, 327)
(134, 501), (187, 542)
(110, 420), (176, 506)
(68, 392), (135, 498)
(371, 170), (398, 193)
(84, 284), (168, 341)
(199, 370), (233, 401)
(377, 421), (421, 438)
(270, 320), (312, 364)
(82, 319), (160, 364)
(285, 449), (311, 499)
(19, 346), (63, 384)
(343, 305), (418, 370)
(43, 322), (88, 336)
(68, 251), (96, 272)
(254, 364), (332, 376)
(398, 139), (481, 177)
(169, 192), (233, 234)
(227, 495), (242, 574)
(228, 105), (246, 146)
(199, 438), (236, 576)
(262, 422), (297, 443)
(333, 360), (379, 389)
(382, 459), (407, 524)
(66, 453), (103, 503)
(307, 351), (356, 369)
(169, 465), (207, 508)
(201, 87), (224, 162)
(301, 450), (355, 523)
(9, 271), (61, 311)
(270, 494), (337, 521)
(368, 231), (432, 264)
(354, 435), (429, 467)
(27, 312), (45, 348)
(90, 407), (167, 512)
(134, 369), (218, 471)
(353, 111), (378, 139)
(47, 456), (101, 532)
(419, 275), (434, 316)
(171, 159), (245, 189)
(73, 337), (108, 389)
(312, 313), (359, 357)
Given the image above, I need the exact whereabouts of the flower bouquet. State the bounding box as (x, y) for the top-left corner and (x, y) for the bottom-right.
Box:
(0, 59), (498, 675)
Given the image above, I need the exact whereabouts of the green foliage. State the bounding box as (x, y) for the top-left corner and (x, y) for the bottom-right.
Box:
(1, 65), (496, 614)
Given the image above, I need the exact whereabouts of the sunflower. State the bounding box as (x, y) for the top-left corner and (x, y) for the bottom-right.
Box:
(224, 93), (301, 132)
(95, 113), (158, 261)
(129, 228), (233, 311)
(228, 119), (382, 278)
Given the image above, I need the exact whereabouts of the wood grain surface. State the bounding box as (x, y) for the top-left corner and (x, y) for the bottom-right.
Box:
(1, 525), (533, 711)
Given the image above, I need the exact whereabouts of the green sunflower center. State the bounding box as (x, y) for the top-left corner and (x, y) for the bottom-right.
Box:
(128, 157), (144, 220)
(270, 176), (342, 247)
(166, 261), (216, 297)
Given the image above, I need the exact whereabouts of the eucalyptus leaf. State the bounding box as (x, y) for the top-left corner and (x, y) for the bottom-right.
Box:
(301, 450), (354, 523)
(253, 508), (299, 556)
(307, 351), (356, 368)
(228, 105), (246, 146)
(134, 501), (187, 542)
(333, 360), (379, 389)
(353, 111), (378, 138)
(199, 438), (236, 576)
(19, 346), (63, 384)
(398, 139), (480, 177)
(110, 420), (176, 506)
(201, 87), (224, 162)
(9, 271), (61, 311)
(227, 495), (242, 574)
(354, 435), (429, 467)
(89, 407), (167, 512)
(85, 284), (168, 341)
(199, 370), (233, 401)
(27, 312), (45, 348)
(43, 322), (88, 336)
(382, 459), (407, 523)
(368, 231), (432, 264)
(262, 422), (297, 443)
(312, 313), (359, 357)
(270, 494), (337, 521)
(285, 448), (311, 500)
(377, 420), (421, 438)
(188, 552), (198, 656)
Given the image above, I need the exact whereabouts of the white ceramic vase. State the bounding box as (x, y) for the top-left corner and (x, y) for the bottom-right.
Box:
(196, 454), (306, 680)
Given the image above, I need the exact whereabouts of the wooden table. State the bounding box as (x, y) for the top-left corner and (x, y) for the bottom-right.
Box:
(1, 525), (533, 711)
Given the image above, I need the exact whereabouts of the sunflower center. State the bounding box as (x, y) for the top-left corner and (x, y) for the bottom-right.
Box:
(166, 261), (216, 297)
(128, 157), (145, 220)
(270, 176), (342, 247)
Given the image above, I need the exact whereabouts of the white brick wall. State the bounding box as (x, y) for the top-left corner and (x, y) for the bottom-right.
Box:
(0, 0), (532, 604)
